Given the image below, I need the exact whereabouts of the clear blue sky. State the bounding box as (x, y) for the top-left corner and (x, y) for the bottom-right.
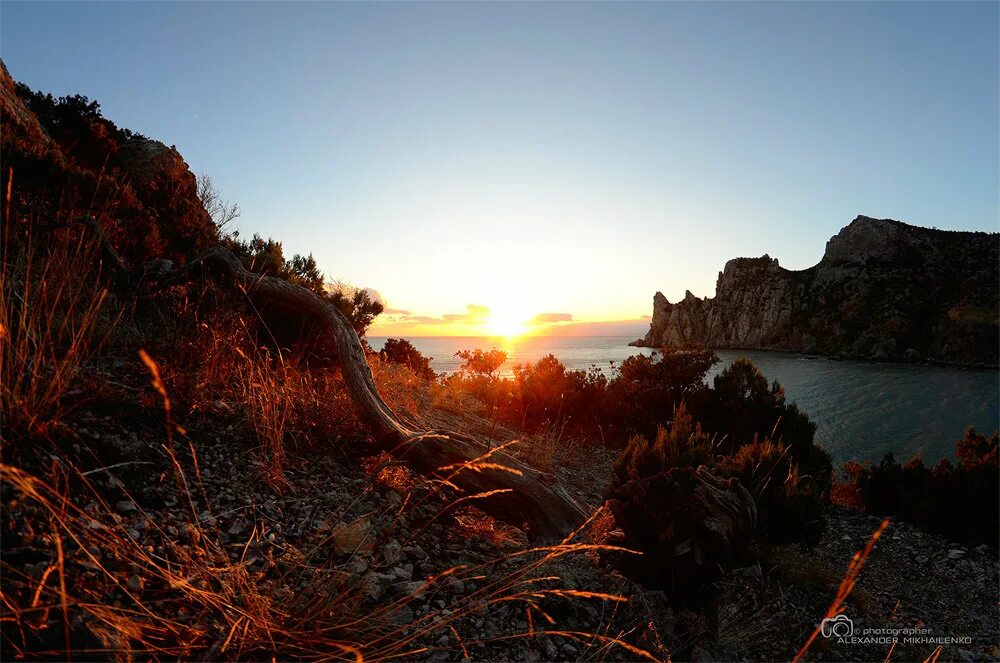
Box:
(3, 1), (997, 335)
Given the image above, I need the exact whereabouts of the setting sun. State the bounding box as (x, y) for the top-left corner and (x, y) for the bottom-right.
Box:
(487, 306), (529, 337)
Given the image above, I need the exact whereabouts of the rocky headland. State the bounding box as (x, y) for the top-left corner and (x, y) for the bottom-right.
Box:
(633, 216), (999, 366)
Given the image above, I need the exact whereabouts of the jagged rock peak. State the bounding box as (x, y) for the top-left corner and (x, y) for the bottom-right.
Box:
(633, 216), (999, 366)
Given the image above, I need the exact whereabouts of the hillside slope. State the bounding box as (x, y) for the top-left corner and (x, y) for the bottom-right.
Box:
(1, 59), (216, 263)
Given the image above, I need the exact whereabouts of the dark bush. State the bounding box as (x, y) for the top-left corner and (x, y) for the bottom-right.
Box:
(609, 402), (825, 544)
(606, 345), (718, 438)
(716, 439), (825, 542)
(225, 233), (384, 336)
(605, 464), (756, 607)
(701, 359), (832, 493)
(845, 429), (999, 546)
(610, 402), (714, 486)
(379, 338), (435, 380)
(440, 347), (827, 479)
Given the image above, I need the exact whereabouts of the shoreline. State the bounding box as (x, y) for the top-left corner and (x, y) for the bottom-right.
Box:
(629, 339), (1000, 371)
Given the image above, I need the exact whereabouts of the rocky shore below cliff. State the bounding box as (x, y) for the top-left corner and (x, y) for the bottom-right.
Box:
(635, 216), (999, 368)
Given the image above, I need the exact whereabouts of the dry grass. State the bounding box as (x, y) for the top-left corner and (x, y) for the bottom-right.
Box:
(1, 292), (658, 660)
(153, 310), (369, 486)
(155, 307), (255, 410)
(427, 377), (487, 417)
(1, 229), (116, 439)
(0, 226), (661, 661)
(1, 457), (369, 660)
(0, 446), (656, 662)
(515, 425), (569, 473)
(716, 568), (770, 657)
(369, 357), (423, 423)
(233, 348), (295, 488)
(452, 507), (529, 548)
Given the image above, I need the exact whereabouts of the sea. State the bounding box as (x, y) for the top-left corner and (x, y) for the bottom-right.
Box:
(368, 335), (1000, 466)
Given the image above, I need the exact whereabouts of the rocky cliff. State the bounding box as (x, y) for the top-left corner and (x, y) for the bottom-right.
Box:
(634, 216), (999, 366)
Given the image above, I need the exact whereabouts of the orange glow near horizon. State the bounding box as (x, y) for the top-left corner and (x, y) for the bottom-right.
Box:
(367, 299), (650, 339)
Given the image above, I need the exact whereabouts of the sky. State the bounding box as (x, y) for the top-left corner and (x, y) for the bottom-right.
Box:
(2, 1), (998, 337)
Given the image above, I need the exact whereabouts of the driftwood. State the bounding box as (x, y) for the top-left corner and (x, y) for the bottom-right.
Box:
(68, 218), (587, 541)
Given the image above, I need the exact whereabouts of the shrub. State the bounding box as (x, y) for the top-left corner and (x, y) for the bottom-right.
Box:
(512, 354), (608, 433)
(957, 427), (999, 469)
(702, 359), (832, 493)
(512, 354), (570, 427)
(610, 402), (714, 487)
(845, 429), (999, 546)
(224, 233), (384, 336)
(445, 352), (611, 437)
(326, 282), (384, 337)
(606, 345), (718, 438)
(454, 348), (506, 377)
(717, 439), (825, 542)
(605, 461), (756, 610)
(378, 338), (435, 381)
(609, 404), (824, 544)
(443, 349), (516, 423)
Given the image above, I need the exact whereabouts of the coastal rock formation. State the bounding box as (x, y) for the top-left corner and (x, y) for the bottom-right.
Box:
(634, 216), (999, 366)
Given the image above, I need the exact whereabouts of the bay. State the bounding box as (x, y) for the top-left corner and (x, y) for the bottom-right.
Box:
(368, 335), (999, 465)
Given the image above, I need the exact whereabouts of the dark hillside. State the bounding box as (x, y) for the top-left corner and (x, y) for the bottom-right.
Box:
(2, 60), (215, 262)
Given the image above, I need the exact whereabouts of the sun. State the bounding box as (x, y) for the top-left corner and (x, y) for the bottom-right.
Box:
(487, 306), (529, 338)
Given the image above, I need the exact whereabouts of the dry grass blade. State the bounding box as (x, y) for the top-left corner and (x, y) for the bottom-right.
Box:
(1, 230), (116, 439)
(792, 518), (890, 663)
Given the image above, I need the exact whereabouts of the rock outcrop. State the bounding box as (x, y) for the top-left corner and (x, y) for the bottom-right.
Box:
(634, 216), (999, 366)
(0, 60), (63, 165)
(1, 59), (216, 263)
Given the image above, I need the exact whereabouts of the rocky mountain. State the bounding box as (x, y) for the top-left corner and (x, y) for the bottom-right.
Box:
(634, 216), (999, 366)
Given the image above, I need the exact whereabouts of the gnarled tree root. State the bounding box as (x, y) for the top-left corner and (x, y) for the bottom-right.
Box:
(76, 226), (588, 542)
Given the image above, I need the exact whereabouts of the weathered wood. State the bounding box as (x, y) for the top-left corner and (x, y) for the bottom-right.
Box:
(74, 227), (587, 542)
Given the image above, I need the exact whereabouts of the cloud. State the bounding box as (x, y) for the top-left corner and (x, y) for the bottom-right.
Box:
(443, 304), (490, 322)
(465, 304), (490, 317)
(529, 312), (573, 324)
(373, 303), (490, 330)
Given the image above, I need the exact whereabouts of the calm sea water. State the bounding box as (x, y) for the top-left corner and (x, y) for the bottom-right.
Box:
(368, 336), (999, 465)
